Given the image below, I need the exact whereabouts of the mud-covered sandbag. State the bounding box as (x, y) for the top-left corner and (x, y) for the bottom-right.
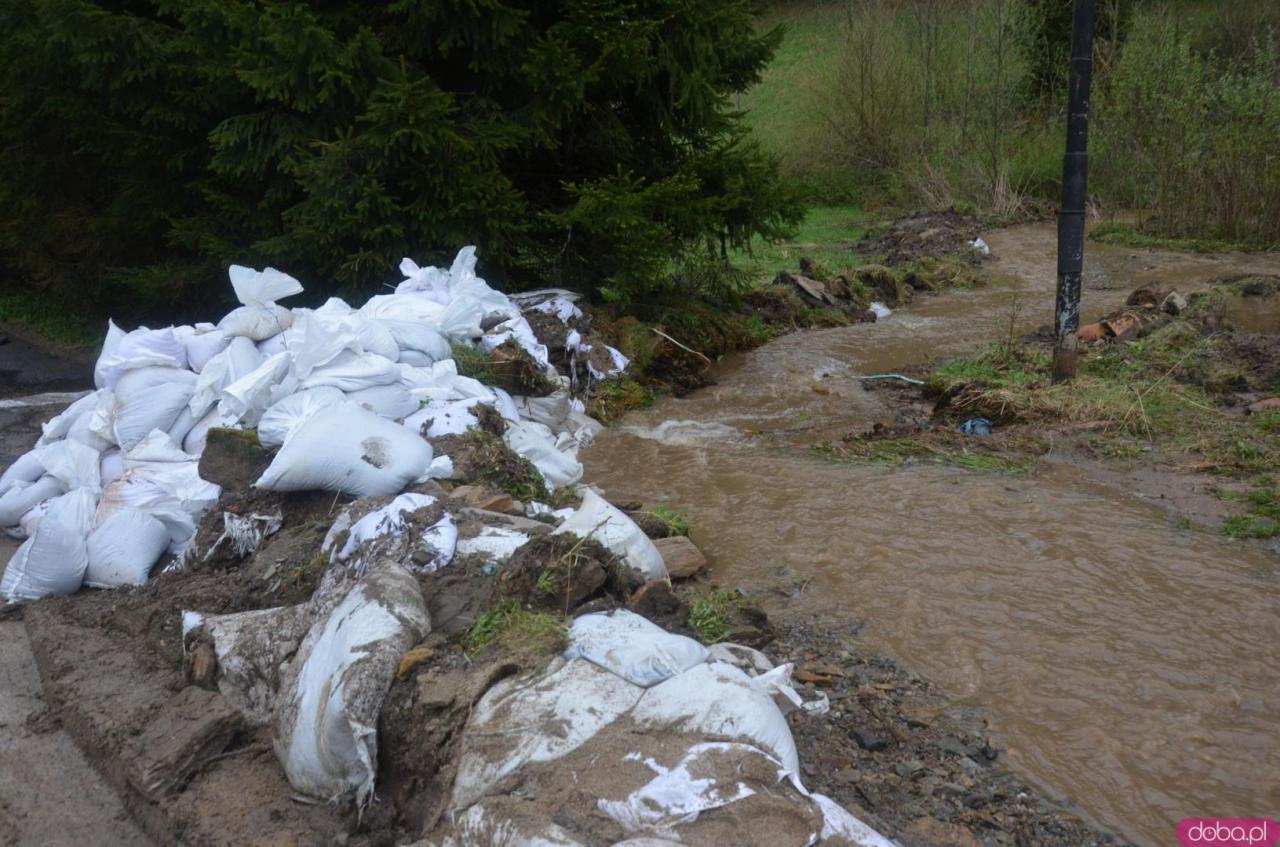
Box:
(553, 489), (667, 580)
(218, 265), (303, 341)
(113, 366), (198, 451)
(325, 493), (455, 573)
(346, 383), (420, 419)
(257, 386), (346, 449)
(274, 560), (429, 804)
(84, 508), (170, 588)
(631, 661), (801, 785)
(403, 397), (483, 438)
(450, 657), (644, 811)
(812, 794), (899, 847)
(513, 390), (602, 446)
(503, 419), (583, 490)
(256, 404), (433, 497)
(1, 487), (96, 602)
(565, 610), (708, 688)
(189, 336), (265, 419)
(179, 324), (232, 373)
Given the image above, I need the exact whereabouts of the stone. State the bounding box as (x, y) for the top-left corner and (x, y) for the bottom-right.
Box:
(627, 580), (685, 626)
(902, 816), (982, 847)
(653, 536), (708, 579)
(451, 485), (516, 513)
(850, 728), (889, 752)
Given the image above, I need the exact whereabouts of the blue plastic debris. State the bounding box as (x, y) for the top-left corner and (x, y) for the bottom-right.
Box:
(481, 562), (498, 575)
(960, 417), (994, 436)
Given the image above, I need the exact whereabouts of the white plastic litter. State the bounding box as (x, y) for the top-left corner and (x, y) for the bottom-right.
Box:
(1, 488), (96, 601)
(553, 489), (667, 581)
(218, 265), (303, 341)
(525, 295), (583, 324)
(196, 511), (283, 563)
(455, 526), (530, 561)
(274, 560), (429, 805)
(631, 661), (802, 787)
(256, 404), (433, 497)
(869, 302), (892, 319)
(256, 387), (347, 449)
(970, 237), (991, 256)
(565, 610), (708, 688)
(450, 657), (644, 811)
(503, 420), (583, 490)
(84, 508), (171, 588)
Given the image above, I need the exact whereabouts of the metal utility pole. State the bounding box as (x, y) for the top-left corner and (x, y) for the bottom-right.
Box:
(1052, 0), (1096, 383)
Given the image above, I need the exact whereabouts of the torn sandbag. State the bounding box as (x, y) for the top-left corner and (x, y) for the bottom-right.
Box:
(454, 525), (530, 561)
(449, 657), (644, 811)
(811, 793), (899, 847)
(325, 493), (455, 574)
(565, 610), (708, 688)
(182, 604), (315, 724)
(195, 511), (283, 563)
(1, 487), (96, 602)
(273, 560), (429, 805)
(631, 661), (802, 787)
(84, 508), (171, 588)
(218, 265), (303, 341)
(256, 404), (433, 497)
(503, 420), (583, 490)
(553, 489), (667, 580)
(256, 386), (347, 449)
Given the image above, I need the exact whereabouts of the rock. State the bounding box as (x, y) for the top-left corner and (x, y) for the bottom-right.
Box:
(1246, 397), (1280, 414)
(903, 815), (982, 847)
(894, 758), (927, 779)
(197, 427), (272, 490)
(900, 702), (942, 727)
(451, 485), (516, 513)
(1162, 291), (1187, 315)
(653, 536), (707, 579)
(850, 728), (890, 752)
(627, 580), (686, 628)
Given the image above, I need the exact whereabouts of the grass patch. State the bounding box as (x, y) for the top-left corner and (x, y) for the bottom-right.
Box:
(687, 588), (743, 645)
(1090, 222), (1263, 254)
(466, 599), (567, 656)
(453, 428), (548, 502)
(0, 290), (104, 349)
(638, 504), (690, 537)
(728, 205), (869, 283)
(586, 377), (653, 424)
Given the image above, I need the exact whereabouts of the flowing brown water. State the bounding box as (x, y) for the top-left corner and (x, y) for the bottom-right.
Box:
(582, 224), (1280, 847)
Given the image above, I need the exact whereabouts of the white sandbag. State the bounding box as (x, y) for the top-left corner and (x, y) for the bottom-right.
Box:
(285, 311), (357, 379)
(36, 391), (99, 447)
(394, 257), (452, 303)
(403, 397), (482, 437)
(554, 490), (666, 580)
(399, 359), (496, 404)
(84, 508), (170, 588)
(256, 404), (433, 497)
(95, 325), (188, 388)
(274, 560), (429, 805)
(183, 408), (237, 455)
(112, 366), (198, 451)
(189, 336), (265, 419)
(450, 657), (644, 811)
(181, 324), (232, 373)
(346, 383), (420, 419)
(219, 265), (303, 341)
(99, 450), (125, 486)
(512, 391), (602, 446)
(565, 610), (708, 688)
(296, 349), (401, 393)
(18, 499), (52, 538)
(1, 487), (96, 602)
(312, 308), (400, 362)
(35, 439), (102, 495)
(97, 440), (220, 551)
(0, 451), (45, 496)
(0, 476), (65, 527)
(93, 320), (127, 389)
(489, 387), (521, 424)
(67, 390), (116, 452)
(166, 405), (196, 445)
(257, 386), (347, 449)
(503, 420), (583, 490)
(632, 661), (801, 785)
(375, 319), (451, 363)
(357, 292), (448, 328)
(255, 330), (289, 357)
(454, 525), (529, 561)
(219, 351), (293, 425)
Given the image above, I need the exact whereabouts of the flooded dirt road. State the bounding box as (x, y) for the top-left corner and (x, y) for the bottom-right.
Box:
(582, 224), (1280, 846)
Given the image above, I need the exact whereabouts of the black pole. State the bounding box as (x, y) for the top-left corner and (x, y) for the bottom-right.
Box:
(1052, 0), (1096, 383)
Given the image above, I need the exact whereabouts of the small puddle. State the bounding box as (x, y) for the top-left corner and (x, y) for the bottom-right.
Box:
(581, 224), (1280, 846)
(1222, 292), (1280, 334)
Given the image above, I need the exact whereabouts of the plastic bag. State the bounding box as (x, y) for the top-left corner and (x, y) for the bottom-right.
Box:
(1, 487), (96, 602)
(256, 404), (433, 497)
(257, 386), (346, 449)
(84, 508), (170, 588)
(503, 420), (583, 490)
(565, 610), (708, 688)
(553, 489), (667, 580)
(274, 560), (429, 805)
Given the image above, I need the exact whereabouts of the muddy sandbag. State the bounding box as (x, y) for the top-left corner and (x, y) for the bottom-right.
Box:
(449, 657), (645, 811)
(256, 386), (346, 449)
(273, 560), (430, 805)
(1, 487), (96, 602)
(631, 661), (801, 785)
(256, 404), (433, 497)
(553, 489), (667, 581)
(84, 508), (170, 588)
(325, 492), (456, 573)
(502, 419), (583, 490)
(565, 610), (708, 688)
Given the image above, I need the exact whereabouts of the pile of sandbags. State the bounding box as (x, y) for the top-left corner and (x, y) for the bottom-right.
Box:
(0, 247), (630, 602)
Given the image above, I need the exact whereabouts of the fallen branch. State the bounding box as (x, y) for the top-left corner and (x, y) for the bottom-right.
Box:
(650, 328), (713, 365)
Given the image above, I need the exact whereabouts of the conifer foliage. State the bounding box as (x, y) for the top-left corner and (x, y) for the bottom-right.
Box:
(0, 0), (798, 316)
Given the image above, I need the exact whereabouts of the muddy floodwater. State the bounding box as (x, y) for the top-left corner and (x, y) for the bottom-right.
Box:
(582, 224), (1280, 847)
